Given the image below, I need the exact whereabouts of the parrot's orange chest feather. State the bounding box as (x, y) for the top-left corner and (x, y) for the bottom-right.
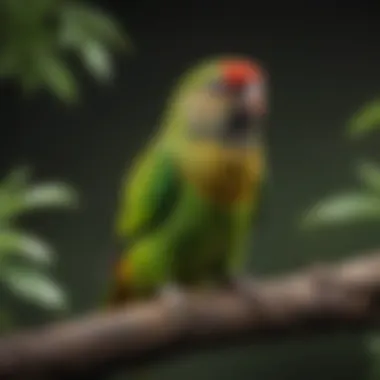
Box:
(178, 142), (264, 205)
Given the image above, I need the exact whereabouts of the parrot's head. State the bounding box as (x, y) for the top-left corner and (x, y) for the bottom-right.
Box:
(160, 56), (268, 147)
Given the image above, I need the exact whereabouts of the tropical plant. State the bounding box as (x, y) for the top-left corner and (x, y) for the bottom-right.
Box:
(303, 100), (380, 228)
(0, 167), (78, 332)
(302, 99), (380, 380)
(0, 0), (130, 102)
(0, 0), (130, 332)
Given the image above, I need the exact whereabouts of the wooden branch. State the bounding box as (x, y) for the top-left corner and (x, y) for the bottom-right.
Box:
(1, 253), (380, 380)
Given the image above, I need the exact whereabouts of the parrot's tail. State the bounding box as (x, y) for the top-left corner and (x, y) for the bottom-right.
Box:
(102, 254), (135, 309)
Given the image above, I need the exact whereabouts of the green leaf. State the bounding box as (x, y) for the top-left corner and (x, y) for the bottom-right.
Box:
(302, 192), (380, 228)
(0, 201), (21, 224)
(23, 182), (78, 210)
(0, 181), (78, 222)
(0, 166), (31, 192)
(0, 167), (31, 222)
(37, 53), (78, 102)
(79, 40), (112, 82)
(2, 267), (67, 310)
(356, 161), (380, 193)
(0, 229), (54, 265)
(0, 0), (132, 103)
(347, 99), (380, 139)
(60, 3), (128, 49)
(78, 40), (112, 81)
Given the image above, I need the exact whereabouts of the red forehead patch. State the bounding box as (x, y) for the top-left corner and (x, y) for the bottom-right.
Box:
(221, 60), (263, 86)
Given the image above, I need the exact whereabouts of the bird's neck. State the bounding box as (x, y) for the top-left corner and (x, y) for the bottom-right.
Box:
(175, 140), (265, 205)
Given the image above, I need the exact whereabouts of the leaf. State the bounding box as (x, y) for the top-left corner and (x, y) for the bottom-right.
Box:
(302, 192), (380, 228)
(23, 182), (78, 210)
(60, 3), (128, 49)
(0, 167), (31, 222)
(0, 229), (54, 265)
(0, 166), (31, 192)
(58, 2), (130, 82)
(79, 40), (112, 82)
(2, 267), (67, 310)
(1, 0), (132, 103)
(0, 172), (78, 223)
(347, 99), (380, 139)
(356, 161), (380, 193)
(0, 181), (78, 222)
(37, 53), (78, 102)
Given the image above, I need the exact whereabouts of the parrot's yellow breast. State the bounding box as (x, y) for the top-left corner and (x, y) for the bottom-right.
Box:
(178, 142), (264, 205)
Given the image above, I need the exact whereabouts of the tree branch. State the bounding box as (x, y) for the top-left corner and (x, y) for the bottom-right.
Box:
(1, 253), (380, 379)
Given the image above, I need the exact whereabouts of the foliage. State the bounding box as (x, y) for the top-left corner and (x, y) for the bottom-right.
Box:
(0, 0), (131, 103)
(347, 99), (380, 139)
(0, 167), (78, 332)
(0, 0), (127, 334)
(303, 101), (380, 228)
(301, 100), (380, 380)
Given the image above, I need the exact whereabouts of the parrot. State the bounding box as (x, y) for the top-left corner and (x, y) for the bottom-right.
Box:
(107, 55), (270, 311)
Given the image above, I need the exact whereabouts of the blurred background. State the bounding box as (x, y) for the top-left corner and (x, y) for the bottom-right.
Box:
(0, 0), (379, 379)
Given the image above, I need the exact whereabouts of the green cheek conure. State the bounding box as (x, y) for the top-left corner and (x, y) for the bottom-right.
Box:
(107, 55), (270, 308)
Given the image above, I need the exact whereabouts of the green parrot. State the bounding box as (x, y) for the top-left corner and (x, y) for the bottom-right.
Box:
(107, 55), (270, 309)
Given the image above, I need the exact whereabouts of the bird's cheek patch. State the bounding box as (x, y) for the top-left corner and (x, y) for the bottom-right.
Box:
(244, 83), (267, 115)
(184, 91), (230, 131)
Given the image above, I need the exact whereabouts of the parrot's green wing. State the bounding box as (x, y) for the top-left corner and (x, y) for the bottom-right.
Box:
(104, 145), (180, 306)
(115, 144), (181, 244)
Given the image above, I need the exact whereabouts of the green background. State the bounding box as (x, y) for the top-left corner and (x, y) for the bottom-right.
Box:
(1, 1), (379, 378)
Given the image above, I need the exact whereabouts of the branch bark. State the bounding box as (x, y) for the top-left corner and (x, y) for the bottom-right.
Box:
(1, 253), (380, 380)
